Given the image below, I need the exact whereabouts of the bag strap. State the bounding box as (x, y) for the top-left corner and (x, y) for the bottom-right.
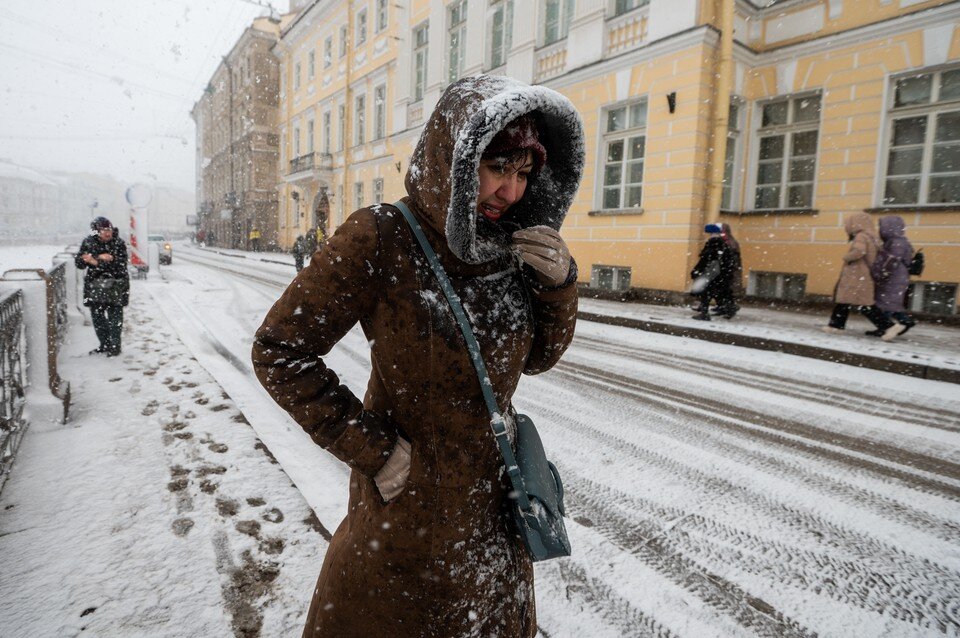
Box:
(393, 200), (532, 511)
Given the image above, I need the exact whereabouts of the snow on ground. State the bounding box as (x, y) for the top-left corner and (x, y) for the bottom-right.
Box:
(2, 243), (960, 637)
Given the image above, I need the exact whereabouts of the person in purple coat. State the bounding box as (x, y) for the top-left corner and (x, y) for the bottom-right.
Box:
(871, 215), (917, 341)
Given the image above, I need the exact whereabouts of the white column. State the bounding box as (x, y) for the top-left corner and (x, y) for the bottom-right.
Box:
(462, 0), (486, 77)
(424, 0), (447, 111)
(393, 0), (412, 132)
(567, 0), (607, 70)
(647, 0), (699, 42)
(506, 1), (538, 83)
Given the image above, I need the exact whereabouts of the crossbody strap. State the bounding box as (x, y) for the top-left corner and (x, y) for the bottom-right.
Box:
(393, 200), (531, 510)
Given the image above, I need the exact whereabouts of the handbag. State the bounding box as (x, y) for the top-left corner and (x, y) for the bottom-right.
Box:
(908, 249), (924, 276)
(393, 200), (571, 562)
(87, 277), (127, 306)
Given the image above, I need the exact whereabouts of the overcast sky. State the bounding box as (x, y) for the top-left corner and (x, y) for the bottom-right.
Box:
(0, 0), (291, 192)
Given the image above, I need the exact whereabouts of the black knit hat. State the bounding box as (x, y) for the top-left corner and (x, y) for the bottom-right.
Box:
(91, 216), (112, 231)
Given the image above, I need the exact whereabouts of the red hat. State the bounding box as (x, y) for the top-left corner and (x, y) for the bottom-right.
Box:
(482, 114), (547, 171)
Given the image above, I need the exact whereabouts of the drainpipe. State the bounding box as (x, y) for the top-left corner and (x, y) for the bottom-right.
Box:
(705, 0), (735, 224)
(342, 4), (354, 230)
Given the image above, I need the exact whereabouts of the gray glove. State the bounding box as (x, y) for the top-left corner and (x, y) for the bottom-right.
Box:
(374, 437), (411, 502)
(512, 226), (571, 286)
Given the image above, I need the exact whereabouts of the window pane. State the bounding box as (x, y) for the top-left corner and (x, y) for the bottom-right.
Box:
(603, 188), (620, 209)
(607, 108), (626, 132)
(794, 95), (821, 122)
(790, 157), (815, 182)
(887, 148), (924, 175)
(629, 102), (647, 128)
(755, 185), (781, 208)
(604, 164), (622, 186)
(759, 135), (784, 159)
(625, 186), (643, 208)
(761, 101), (788, 126)
(628, 161), (644, 183)
(787, 184), (813, 208)
(932, 144), (960, 173)
(928, 176), (960, 203)
(728, 102), (740, 129)
(883, 178), (920, 204)
(607, 140), (624, 162)
(935, 111), (960, 142)
(895, 75), (932, 107)
(940, 69), (960, 101)
(757, 162), (782, 184)
(628, 136), (645, 159)
(892, 116), (927, 146)
(792, 130), (818, 156)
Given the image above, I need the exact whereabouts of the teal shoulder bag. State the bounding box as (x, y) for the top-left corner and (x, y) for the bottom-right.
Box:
(393, 200), (571, 562)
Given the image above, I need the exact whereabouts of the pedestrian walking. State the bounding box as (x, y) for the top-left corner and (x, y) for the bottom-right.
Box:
(252, 75), (584, 637)
(291, 235), (306, 272)
(690, 222), (742, 320)
(249, 227), (262, 252)
(871, 216), (917, 341)
(821, 212), (894, 336)
(75, 216), (129, 356)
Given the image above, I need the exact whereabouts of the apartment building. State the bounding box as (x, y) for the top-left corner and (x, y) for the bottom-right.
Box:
(272, 0), (960, 313)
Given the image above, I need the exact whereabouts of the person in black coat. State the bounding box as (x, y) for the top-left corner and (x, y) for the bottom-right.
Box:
(291, 235), (307, 272)
(690, 222), (742, 321)
(75, 216), (130, 356)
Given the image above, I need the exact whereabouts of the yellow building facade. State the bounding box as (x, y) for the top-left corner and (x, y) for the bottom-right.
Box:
(273, 0), (960, 314)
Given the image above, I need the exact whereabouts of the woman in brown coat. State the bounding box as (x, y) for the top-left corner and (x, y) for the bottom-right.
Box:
(252, 75), (584, 637)
(822, 212), (894, 334)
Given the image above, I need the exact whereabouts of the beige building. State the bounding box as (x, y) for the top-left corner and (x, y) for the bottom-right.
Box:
(192, 16), (290, 250)
(270, 0), (959, 314)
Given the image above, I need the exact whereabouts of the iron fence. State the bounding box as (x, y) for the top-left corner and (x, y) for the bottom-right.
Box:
(0, 289), (26, 494)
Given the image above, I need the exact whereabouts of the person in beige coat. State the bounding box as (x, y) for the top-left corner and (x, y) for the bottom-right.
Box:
(252, 75), (584, 637)
(821, 212), (895, 335)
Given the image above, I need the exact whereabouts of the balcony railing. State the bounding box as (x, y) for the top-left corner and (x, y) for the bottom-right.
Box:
(289, 152), (333, 175)
(606, 5), (649, 56)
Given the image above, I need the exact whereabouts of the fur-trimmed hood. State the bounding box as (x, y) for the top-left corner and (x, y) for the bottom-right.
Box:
(405, 75), (585, 264)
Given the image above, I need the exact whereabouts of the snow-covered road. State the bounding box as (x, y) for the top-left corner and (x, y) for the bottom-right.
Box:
(160, 245), (960, 637)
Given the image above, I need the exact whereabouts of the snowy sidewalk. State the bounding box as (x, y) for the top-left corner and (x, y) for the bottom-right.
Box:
(0, 294), (325, 636)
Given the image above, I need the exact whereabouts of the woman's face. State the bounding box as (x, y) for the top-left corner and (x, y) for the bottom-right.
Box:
(476, 150), (533, 223)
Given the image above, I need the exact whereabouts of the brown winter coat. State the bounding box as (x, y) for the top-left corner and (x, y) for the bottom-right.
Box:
(252, 76), (584, 637)
(833, 213), (882, 306)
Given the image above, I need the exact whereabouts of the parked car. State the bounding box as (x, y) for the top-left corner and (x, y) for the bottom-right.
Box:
(148, 234), (173, 264)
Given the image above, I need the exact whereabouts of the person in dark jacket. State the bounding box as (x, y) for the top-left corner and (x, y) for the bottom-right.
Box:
(690, 222), (741, 320)
(871, 215), (916, 341)
(75, 216), (130, 356)
(291, 235), (307, 272)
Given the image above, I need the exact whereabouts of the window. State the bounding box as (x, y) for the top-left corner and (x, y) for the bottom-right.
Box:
(294, 126), (301, 157)
(600, 99), (647, 210)
(753, 93), (821, 210)
(324, 36), (333, 68)
(340, 24), (348, 57)
(294, 61), (302, 90)
(355, 182), (364, 208)
(883, 68), (960, 206)
(374, 84), (386, 140)
(338, 104), (345, 151)
(376, 0), (388, 32)
(323, 111), (331, 153)
(412, 23), (429, 101)
(722, 99), (743, 211)
(448, 0), (467, 83)
(373, 177), (384, 204)
(749, 271), (807, 301)
(590, 265), (631, 291)
(357, 9), (367, 46)
(544, 0), (574, 45)
(489, 0), (513, 69)
(907, 281), (958, 315)
(337, 184), (344, 219)
(614, 0), (647, 15)
(355, 94), (366, 145)
(308, 50), (315, 79)
(307, 119), (315, 153)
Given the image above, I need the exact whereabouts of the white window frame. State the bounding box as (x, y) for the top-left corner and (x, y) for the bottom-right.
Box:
(293, 125), (301, 157)
(294, 61), (302, 90)
(375, 0), (388, 33)
(488, 0), (513, 70)
(721, 97), (744, 211)
(307, 119), (315, 153)
(412, 22), (429, 102)
(447, 0), (467, 84)
(308, 50), (315, 79)
(880, 65), (960, 207)
(340, 24), (348, 57)
(374, 84), (386, 140)
(612, 0), (647, 16)
(355, 94), (366, 145)
(323, 110), (331, 154)
(338, 103), (346, 151)
(356, 8), (368, 46)
(355, 182), (364, 209)
(324, 36), (333, 68)
(543, 0), (574, 46)
(373, 177), (384, 204)
(750, 92), (822, 211)
(598, 98), (648, 211)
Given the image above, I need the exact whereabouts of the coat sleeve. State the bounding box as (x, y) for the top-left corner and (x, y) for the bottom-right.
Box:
(843, 234), (868, 263)
(74, 238), (92, 270)
(523, 259), (578, 375)
(251, 209), (397, 477)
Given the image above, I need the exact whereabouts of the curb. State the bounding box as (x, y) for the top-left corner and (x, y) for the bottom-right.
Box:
(578, 311), (960, 385)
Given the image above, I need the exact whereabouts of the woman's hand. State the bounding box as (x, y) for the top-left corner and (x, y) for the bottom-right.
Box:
(512, 226), (571, 286)
(374, 437), (411, 502)
(81, 253), (98, 266)
(98, 253), (114, 262)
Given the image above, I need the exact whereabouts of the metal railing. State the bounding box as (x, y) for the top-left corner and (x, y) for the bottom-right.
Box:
(289, 152), (333, 175)
(0, 290), (26, 494)
(44, 262), (69, 398)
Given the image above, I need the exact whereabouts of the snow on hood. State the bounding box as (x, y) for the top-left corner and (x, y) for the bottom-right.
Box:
(879, 215), (906, 241)
(405, 75), (585, 265)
